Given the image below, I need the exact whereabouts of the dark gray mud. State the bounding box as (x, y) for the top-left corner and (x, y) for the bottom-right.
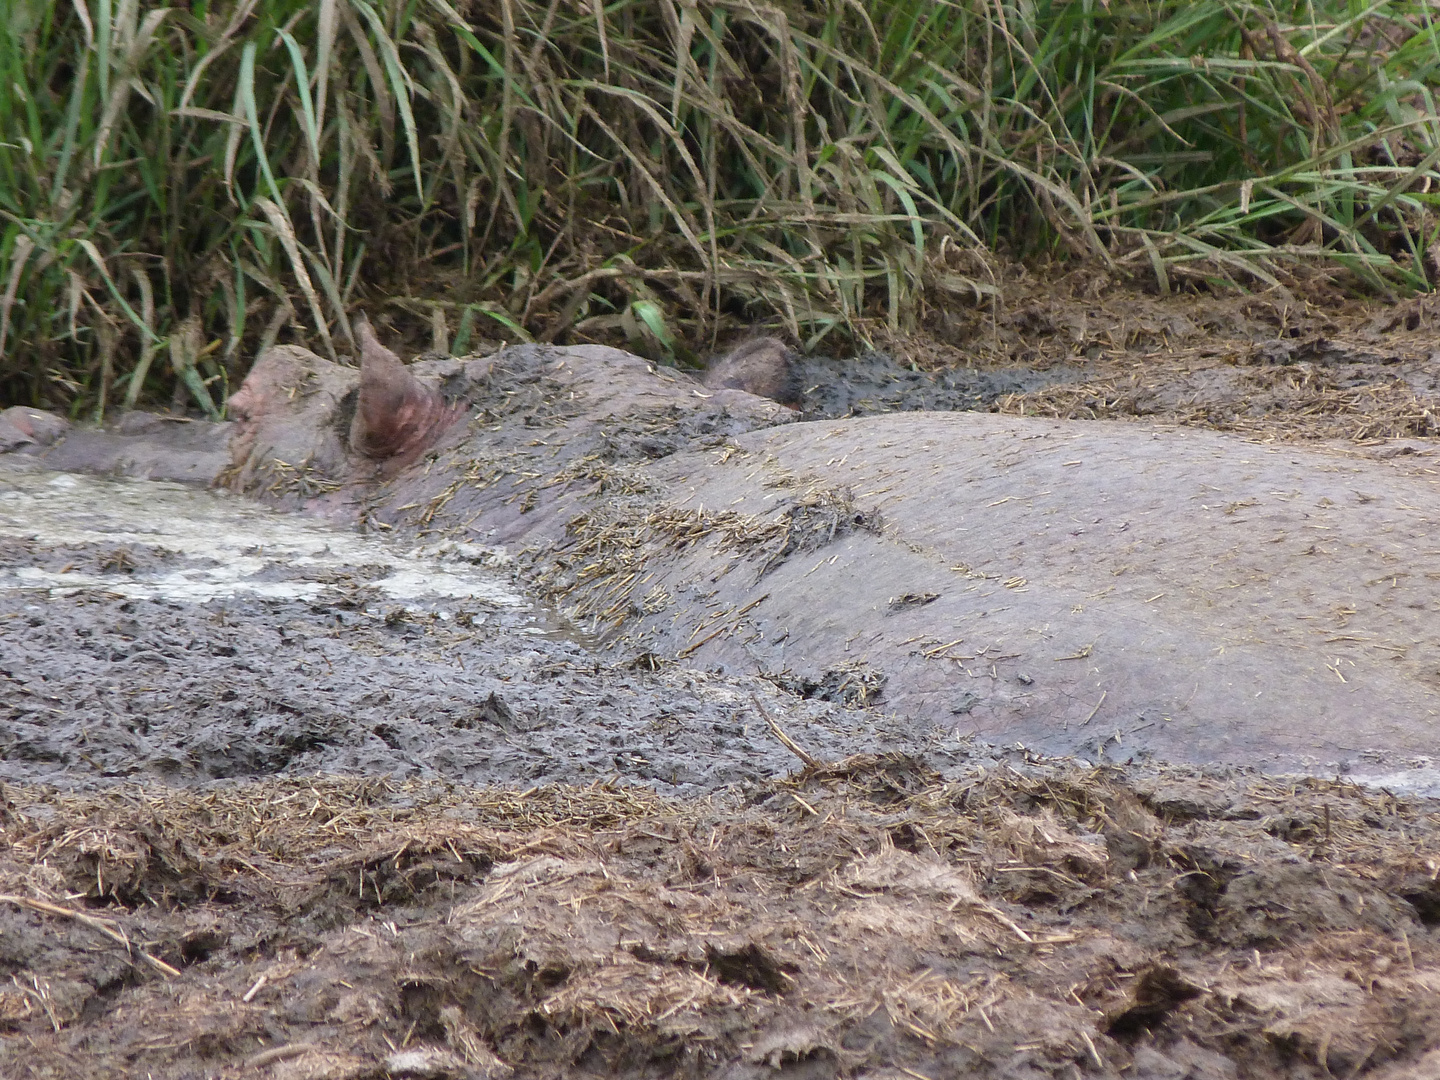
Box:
(0, 459), (933, 795)
(0, 588), (928, 794)
(795, 351), (1077, 421)
(20, 408), (234, 484)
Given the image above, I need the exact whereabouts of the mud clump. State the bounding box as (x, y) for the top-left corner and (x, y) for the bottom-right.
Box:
(3, 762), (1440, 1079)
(796, 349), (1075, 419)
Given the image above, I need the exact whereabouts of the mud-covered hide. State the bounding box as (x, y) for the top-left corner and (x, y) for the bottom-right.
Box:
(604, 413), (1440, 773)
(349, 314), (466, 461)
(224, 344), (361, 503)
(387, 408), (1440, 774)
(0, 406), (69, 452)
(227, 340), (794, 525)
(232, 340), (1440, 775)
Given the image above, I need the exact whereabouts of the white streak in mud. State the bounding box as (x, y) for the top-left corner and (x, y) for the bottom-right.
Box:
(0, 461), (526, 609)
(1343, 766), (1440, 799)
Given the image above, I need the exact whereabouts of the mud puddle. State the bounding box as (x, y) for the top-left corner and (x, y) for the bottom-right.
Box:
(0, 457), (527, 612)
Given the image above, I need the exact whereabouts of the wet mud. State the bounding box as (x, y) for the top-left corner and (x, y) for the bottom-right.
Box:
(4, 758), (1440, 1080)
(796, 350), (1079, 421)
(0, 586), (923, 794)
(0, 459), (924, 795)
(7, 281), (1440, 1077)
(172, 329), (1440, 782)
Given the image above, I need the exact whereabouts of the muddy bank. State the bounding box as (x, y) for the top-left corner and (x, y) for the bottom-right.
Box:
(891, 271), (1440, 440)
(3, 758), (1440, 1079)
(5, 289), (1440, 1078)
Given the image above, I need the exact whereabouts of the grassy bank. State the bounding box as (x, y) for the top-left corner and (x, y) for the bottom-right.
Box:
(3, 0), (1440, 414)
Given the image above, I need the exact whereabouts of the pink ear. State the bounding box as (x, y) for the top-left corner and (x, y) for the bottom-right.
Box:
(349, 315), (458, 460)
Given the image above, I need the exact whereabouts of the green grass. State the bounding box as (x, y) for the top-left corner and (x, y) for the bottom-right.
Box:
(4, 0), (1440, 414)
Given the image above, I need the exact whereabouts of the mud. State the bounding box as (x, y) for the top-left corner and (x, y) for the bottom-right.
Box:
(8, 278), (1440, 1077)
(17, 313), (1440, 783)
(3, 758), (1440, 1079)
(176, 330), (1440, 782)
(0, 458), (928, 795)
(922, 276), (1440, 443)
(20, 409), (233, 485)
(796, 350), (1078, 421)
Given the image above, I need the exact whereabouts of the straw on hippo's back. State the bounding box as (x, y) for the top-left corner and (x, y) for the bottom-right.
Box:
(703, 337), (800, 406)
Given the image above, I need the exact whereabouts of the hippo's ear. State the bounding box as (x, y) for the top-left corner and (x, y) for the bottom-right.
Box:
(352, 313), (389, 365)
(348, 316), (459, 461)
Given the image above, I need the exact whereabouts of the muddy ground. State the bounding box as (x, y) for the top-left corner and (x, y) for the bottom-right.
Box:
(0, 460), (938, 795)
(5, 275), (1440, 1078)
(4, 757), (1440, 1080)
(202, 310), (1440, 780)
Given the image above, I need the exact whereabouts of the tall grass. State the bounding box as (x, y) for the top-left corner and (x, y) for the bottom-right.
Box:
(3, 0), (1440, 414)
